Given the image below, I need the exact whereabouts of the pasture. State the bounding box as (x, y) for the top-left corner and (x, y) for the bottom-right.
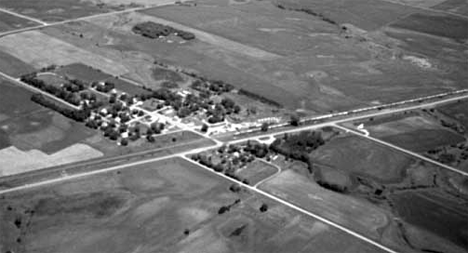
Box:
(0, 157), (385, 253)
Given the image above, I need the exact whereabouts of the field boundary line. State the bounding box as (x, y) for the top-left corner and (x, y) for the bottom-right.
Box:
(180, 156), (400, 253)
(0, 7), (48, 25)
(333, 124), (468, 177)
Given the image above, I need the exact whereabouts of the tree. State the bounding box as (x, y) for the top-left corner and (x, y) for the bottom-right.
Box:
(290, 113), (300, 126)
(261, 122), (269, 132)
(201, 123), (208, 133)
(259, 203), (268, 212)
(120, 138), (128, 146)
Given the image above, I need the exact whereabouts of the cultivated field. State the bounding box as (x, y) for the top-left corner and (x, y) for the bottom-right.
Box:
(438, 99), (468, 129)
(0, 157), (385, 253)
(390, 12), (468, 41)
(0, 51), (36, 77)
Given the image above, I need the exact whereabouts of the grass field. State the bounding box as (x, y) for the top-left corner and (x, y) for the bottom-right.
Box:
(309, 134), (413, 183)
(0, 157), (385, 253)
(0, 11), (39, 32)
(390, 12), (468, 41)
(236, 159), (278, 185)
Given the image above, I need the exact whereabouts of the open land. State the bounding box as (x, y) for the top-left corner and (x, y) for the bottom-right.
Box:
(0, 11), (39, 32)
(349, 103), (468, 169)
(0, 0), (457, 114)
(0, 157), (385, 253)
(260, 129), (468, 253)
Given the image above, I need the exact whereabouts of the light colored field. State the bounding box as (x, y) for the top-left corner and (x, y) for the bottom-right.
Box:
(260, 169), (389, 240)
(383, 0), (447, 8)
(0, 144), (103, 176)
(91, 12), (281, 60)
(0, 30), (128, 76)
(85, 0), (179, 6)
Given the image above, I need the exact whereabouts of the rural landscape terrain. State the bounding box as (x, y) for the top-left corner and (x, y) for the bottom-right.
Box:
(0, 0), (467, 252)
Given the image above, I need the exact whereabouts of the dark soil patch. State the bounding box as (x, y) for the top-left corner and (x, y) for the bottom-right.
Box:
(391, 12), (468, 42)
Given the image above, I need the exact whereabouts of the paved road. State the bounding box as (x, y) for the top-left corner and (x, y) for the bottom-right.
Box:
(333, 124), (468, 176)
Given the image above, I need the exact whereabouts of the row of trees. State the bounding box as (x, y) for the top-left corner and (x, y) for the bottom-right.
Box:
(21, 74), (82, 106)
(31, 94), (90, 122)
(133, 22), (195, 40)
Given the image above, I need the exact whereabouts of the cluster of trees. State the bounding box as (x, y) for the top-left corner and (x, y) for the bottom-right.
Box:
(190, 79), (234, 96)
(21, 74), (82, 106)
(92, 81), (115, 93)
(133, 22), (195, 40)
(218, 199), (240, 215)
(244, 141), (269, 158)
(31, 94), (90, 122)
(270, 131), (325, 173)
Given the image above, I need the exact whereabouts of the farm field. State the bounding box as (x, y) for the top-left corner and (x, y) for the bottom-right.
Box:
(261, 130), (468, 253)
(0, 11), (39, 32)
(350, 109), (468, 169)
(0, 157), (385, 253)
(0, 51), (36, 77)
(0, 0), (458, 114)
(0, 78), (104, 176)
